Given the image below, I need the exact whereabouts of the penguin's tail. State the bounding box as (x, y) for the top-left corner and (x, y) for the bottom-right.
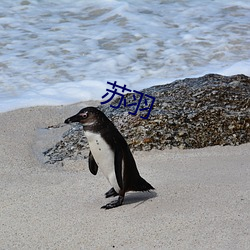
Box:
(132, 176), (154, 192)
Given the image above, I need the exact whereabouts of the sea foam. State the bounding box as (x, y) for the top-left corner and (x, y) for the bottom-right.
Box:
(0, 0), (249, 112)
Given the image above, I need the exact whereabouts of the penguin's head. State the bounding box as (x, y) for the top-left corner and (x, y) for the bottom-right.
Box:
(65, 107), (110, 129)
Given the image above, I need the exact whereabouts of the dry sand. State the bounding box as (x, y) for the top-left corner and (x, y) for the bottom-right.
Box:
(0, 102), (249, 249)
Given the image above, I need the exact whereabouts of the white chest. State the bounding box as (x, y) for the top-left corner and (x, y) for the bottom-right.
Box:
(85, 131), (120, 192)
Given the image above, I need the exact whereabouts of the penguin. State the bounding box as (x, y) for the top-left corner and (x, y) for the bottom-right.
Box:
(65, 107), (154, 209)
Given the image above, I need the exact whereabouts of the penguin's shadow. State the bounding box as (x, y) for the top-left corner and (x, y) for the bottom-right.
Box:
(123, 191), (157, 208)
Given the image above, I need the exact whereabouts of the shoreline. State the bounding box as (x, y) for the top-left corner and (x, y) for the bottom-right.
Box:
(0, 103), (249, 249)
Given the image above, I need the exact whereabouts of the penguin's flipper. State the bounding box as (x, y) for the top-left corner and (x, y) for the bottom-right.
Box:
(105, 187), (118, 198)
(88, 151), (98, 175)
(114, 146), (124, 190)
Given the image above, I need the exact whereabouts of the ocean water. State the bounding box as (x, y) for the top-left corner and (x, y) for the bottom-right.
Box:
(0, 0), (250, 112)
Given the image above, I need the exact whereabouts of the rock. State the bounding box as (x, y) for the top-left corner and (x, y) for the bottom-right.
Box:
(43, 74), (250, 164)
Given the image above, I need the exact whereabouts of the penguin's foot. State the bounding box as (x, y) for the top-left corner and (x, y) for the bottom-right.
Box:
(105, 187), (118, 198)
(101, 196), (124, 209)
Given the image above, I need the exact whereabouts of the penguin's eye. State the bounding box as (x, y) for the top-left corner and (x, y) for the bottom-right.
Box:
(79, 112), (88, 119)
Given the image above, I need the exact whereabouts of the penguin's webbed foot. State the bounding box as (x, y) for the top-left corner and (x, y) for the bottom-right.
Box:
(101, 196), (124, 209)
(105, 187), (118, 198)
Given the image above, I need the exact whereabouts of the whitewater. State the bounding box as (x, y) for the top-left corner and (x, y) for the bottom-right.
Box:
(0, 0), (249, 112)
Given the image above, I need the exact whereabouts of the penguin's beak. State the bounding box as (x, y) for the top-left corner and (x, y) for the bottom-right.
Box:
(64, 114), (81, 124)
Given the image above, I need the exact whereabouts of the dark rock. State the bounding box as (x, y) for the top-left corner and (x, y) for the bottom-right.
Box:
(43, 74), (250, 164)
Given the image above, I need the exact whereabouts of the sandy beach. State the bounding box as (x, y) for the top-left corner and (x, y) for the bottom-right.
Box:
(0, 102), (249, 249)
